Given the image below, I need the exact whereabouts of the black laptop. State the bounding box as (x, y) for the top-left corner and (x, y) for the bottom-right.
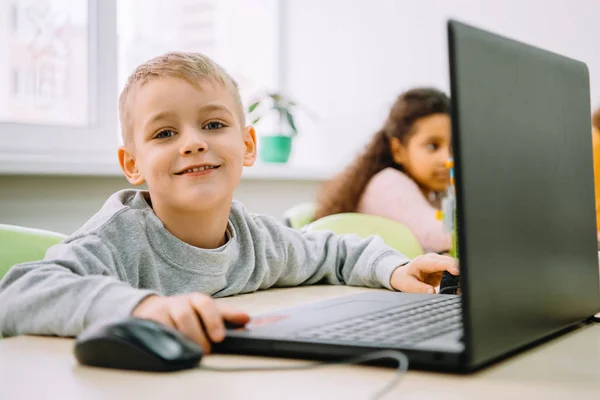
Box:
(216, 20), (600, 371)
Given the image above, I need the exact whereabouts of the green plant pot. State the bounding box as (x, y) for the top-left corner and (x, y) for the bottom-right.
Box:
(259, 135), (293, 163)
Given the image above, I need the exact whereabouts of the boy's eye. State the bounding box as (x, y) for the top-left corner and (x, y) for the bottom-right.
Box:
(155, 129), (176, 139)
(426, 143), (439, 151)
(204, 121), (225, 130)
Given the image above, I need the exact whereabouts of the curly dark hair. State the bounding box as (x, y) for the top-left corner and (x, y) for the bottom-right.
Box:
(314, 87), (450, 220)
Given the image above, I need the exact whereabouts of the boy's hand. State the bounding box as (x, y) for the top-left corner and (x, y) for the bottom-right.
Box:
(131, 293), (250, 353)
(390, 254), (459, 294)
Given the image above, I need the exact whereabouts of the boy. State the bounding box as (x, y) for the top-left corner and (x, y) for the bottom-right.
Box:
(0, 52), (458, 352)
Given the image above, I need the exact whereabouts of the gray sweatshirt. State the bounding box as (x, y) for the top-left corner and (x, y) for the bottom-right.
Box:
(0, 190), (410, 337)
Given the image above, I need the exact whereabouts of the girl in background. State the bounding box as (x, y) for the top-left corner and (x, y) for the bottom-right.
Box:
(315, 88), (452, 253)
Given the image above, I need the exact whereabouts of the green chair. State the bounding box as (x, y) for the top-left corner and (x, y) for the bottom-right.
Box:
(283, 202), (317, 230)
(0, 224), (67, 280)
(303, 213), (424, 259)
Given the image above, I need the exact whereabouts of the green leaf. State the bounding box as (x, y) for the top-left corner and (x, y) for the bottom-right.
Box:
(269, 93), (282, 102)
(248, 101), (260, 113)
(285, 109), (298, 136)
(252, 117), (261, 125)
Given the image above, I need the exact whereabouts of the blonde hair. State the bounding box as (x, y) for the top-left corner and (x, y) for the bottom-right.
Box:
(119, 51), (244, 144)
(593, 107), (600, 131)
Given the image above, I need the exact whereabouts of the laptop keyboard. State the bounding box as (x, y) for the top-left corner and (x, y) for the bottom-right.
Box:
(294, 296), (462, 346)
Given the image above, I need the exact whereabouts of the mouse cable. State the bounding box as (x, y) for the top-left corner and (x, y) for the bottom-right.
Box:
(438, 285), (460, 294)
(200, 349), (408, 400)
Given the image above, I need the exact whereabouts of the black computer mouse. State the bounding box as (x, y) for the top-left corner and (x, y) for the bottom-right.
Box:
(74, 317), (203, 372)
(439, 270), (460, 294)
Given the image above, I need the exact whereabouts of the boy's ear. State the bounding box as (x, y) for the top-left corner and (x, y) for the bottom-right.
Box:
(389, 137), (408, 166)
(243, 125), (257, 167)
(118, 146), (146, 185)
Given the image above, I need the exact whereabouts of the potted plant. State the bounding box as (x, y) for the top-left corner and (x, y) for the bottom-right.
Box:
(247, 92), (300, 163)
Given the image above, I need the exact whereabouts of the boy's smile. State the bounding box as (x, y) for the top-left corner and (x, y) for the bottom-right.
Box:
(175, 163), (221, 176)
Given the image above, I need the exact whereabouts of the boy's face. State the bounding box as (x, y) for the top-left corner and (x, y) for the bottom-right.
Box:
(390, 113), (452, 193)
(119, 77), (256, 212)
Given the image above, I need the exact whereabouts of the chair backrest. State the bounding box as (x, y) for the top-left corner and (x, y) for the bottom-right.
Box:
(0, 224), (67, 280)
(303, 213), (424, 259)
(283, 202), (317, 230)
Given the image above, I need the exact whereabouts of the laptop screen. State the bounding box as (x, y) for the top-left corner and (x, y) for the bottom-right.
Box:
(448, 20), (600, 368)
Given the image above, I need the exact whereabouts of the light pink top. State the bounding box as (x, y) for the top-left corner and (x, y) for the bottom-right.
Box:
(357, 168), (452, 253)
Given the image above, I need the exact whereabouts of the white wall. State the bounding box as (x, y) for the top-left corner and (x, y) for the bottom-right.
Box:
(285, 0), (600, 169)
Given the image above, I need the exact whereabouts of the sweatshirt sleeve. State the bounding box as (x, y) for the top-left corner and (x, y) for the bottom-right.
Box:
(0, 235), (156, 338)
(249, 215), (411, 290)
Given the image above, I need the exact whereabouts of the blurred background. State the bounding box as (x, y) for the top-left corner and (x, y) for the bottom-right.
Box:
(0, 0), (599, 234)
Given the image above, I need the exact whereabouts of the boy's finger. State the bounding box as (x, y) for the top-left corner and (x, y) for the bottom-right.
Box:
(218, 304), (251, 326)
(425, 273), (445, 288)
(170, 303), (211, 352)
(190, 295), (225, 343)
(416, 256), (459, 275)
(424, 253), (456, 263)
(398, 277), (436, 294)
(144, 313), (176, 329)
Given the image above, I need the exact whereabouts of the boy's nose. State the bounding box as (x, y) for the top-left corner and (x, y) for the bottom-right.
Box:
(180, 131), (208, 155)
(182, 145), (206, 155)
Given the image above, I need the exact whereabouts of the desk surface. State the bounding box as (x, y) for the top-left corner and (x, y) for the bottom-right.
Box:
(1, 285), (600, 400)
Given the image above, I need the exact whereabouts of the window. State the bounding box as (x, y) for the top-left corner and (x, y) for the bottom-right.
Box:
(0, 0), (279, 174)
(0, 0), (89, 126)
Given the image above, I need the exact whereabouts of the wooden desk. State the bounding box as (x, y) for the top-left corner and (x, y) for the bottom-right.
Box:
(1, 285), (599, 400)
